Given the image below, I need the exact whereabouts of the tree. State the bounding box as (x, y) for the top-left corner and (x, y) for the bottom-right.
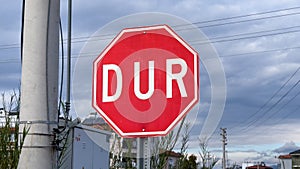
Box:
(122, 138), (136, 169)
(175, 122), (191, 169)
(178, 154), (197, 169)
(151, 117), (187, 169)
(151, 131), (176, 169)
(198, 137), (218, 169)
(188, 154), (197, 169)
(0, 92), (29, 169)
(110, 133), (123, 169)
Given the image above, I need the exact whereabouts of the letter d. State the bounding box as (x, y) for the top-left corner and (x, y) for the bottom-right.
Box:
(102, 64), (122, 102)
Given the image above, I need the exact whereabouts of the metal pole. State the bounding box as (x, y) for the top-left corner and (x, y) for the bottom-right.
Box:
(18, 0), (60, 168)
(66, 0), (72, 115)
(144, 137), (150, 169)
(137, 138), (144, 169)
(137, 137), (151, 169)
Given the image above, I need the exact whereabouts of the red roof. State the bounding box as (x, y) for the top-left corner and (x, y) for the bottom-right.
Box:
(165, 150), (182, 158)
(246, 165), (272, 169)
(278, 154), (292, 159)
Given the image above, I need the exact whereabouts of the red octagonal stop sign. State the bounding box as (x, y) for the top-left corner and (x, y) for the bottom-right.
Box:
(92, 25), (199, 137)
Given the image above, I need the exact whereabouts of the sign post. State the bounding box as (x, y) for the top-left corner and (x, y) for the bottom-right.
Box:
(92, 24), (199, 167)
(137, 138), (151, 169)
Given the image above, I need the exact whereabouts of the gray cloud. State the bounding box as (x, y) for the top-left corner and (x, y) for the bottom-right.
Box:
(273, 141), (300, 154)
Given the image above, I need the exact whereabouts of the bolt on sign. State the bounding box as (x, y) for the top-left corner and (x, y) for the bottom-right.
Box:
(92, 25), (199, 137)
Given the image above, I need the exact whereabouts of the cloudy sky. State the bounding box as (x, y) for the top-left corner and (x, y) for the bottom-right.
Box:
(1, 0), (300, 166)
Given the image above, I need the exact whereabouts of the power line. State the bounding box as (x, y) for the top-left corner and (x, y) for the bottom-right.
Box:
(247, 87), (300, 135)
(180, 6), (300, 26)
(69, 25), (300, 46)
(239, 79), (300, 132)
(59, 6), (300, 43)
(69, 9), (300, 43)
(221, 46), (300, 58)
(263, 87), (300, 124)
(237, 66), (300, 123)
(1, 45), (300, 64)
(1, 25), (300, 52)
(2, 24), (300, 53)
(271, 98), (300, 124)
(0, 46), (20, 50)
(182, 11), (300, 30)
(0, 59), (20, 63)
(189, 25), (300, 43)
(228, 66), (300, 133)
(0, 43), (19, 48)
(1, 6), (300, 51)
(61, 45), (300, 59)
(191, 29), (300, 45)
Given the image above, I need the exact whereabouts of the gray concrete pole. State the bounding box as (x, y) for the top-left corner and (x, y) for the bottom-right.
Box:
(18, 0), (60, 168)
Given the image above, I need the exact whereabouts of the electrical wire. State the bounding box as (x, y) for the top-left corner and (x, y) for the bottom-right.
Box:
(58, 19), (64, 119)
(1, 44), (300, 64)
(238, 66), (300, 124)
(191, 29), (300, 45)
(0, 59), (20, 63)
(178, 11), (300, 31)
(238, 79), (300, 133)
(20, 0), (25, 64)
(221, 46), (300, 58)
(1, 24), (299, 51)
(1, 24), (300, 59)
(51, 6), (300, 44)
(189, 25), (300, 43)
(228, 66), (300, 133)
(272, 99), (300, 125)
(247, 87), (300, 135)
(1, 6), (300, 51)
(263, 87), (300, 124)
(177, 6), (300, 26)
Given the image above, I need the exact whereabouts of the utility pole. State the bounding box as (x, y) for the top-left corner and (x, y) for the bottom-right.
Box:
(221, 128), (227, 169)
(18, 1), (60, 168)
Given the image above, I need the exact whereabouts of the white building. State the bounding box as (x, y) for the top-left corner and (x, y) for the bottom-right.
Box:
(242, 162), (256, 169)
(278, 155), (292, 169)
(0, 107), (18, 127)
(82, 112), (139, 168)
(59, 124), (111, 169)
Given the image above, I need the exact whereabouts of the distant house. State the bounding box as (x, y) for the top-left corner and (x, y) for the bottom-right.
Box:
(0, 107), (19, 141)
(81, 112), (112, 131)
(278, 154), (292, 169)
(290, 149), (300, 169)
(0, 107), (18, 128)
(242, 162), (256, 169)
(165, 150), (182, 169)
(277, 149), (300, 169)
(246, 162), (273, 169)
